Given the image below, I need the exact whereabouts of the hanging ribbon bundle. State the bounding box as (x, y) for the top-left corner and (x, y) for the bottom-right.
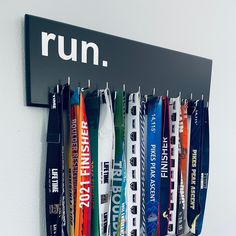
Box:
(45, 82), (209, 236)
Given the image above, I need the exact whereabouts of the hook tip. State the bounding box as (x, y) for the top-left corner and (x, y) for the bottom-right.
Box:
(56, 84), (60, 93)
(145, 94), (148, 102)
(138, 86), (141, 93)
(123, 84), (126, 92)
(166, 89), (169, 97)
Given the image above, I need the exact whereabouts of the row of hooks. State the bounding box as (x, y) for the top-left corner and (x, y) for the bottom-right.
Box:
(61, 77), (206, 103)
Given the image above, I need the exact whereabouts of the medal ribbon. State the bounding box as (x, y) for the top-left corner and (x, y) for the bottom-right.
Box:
(140, 100), (147, 236)
(159, 96), (171, 236)
(195, 105), (209, 235)
(187, 100), (204, 231)
(111, 91), (126, 236)
(74, 91), (92, 236)
(46, 91), (62, 236)
(85, 91), (100, 236)
(176, 100), (189, 235)
(168, 97), (181, 235)
(98, 88), (115, 236)
(60, 85), (70, 236)
(126, 92), (141, 236)
(145, 98), (162, 236)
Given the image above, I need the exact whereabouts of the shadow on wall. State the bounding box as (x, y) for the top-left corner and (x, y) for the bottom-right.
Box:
(39, 112), (48, 236)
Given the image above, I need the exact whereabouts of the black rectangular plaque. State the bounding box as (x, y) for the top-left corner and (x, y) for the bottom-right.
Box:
(25, 14), (212, 107)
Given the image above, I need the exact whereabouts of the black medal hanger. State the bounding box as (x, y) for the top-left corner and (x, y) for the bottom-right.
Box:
(25, 14), (212, 107)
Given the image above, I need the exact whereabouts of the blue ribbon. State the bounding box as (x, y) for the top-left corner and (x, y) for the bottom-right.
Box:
(196, 106), (209, 235)
(145, 98), (162, 236)
(187, 100), (204, 230)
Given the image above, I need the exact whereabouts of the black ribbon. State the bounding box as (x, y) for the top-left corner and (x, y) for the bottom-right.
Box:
(187, 100), (204, 229)
(46, 91), (62, 236)
(46, 85), (70, 236)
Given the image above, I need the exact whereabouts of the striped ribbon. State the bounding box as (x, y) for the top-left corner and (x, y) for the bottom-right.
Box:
(69, 89), (80, 236)
(140, 100), (147, 236)
(168, 97), (181, 235)
(126, 92), (141, 236)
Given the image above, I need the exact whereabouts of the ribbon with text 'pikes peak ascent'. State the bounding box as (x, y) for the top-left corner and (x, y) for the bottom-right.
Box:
(145, 97), (162, 236)
(195, 106), (209, 235)
(187, 100), (204, 233)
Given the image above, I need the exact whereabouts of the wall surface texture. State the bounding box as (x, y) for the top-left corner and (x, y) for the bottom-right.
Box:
(0, 1), (235, 235)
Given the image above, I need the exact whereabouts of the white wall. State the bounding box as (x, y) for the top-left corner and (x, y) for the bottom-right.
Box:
(0, 1), (235, 235)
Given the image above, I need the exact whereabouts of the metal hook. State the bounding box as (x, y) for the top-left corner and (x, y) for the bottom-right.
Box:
(145, 95), (148, 102)
(56, 84), (60, 93)
(179, 91), (181, 98)
(138, 86), (141, 93)
(190, 93), (193, 100)
(153, 88), (156, 96)
(67, 76), (71, 86)
(166, 89), (169, 97)
(106, 82), (109, 89)
(201, 94), (204, 100)
(81, 79), (91, 92)
(123, 84), (126, 92)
